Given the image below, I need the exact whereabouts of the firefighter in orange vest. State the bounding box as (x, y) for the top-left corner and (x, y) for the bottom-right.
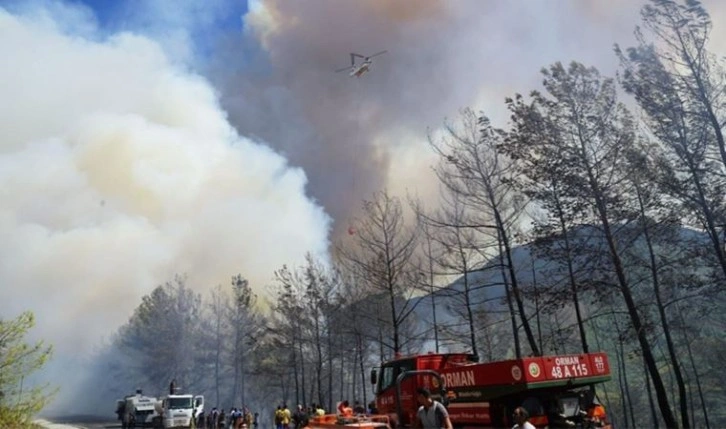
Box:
(587, 403), (608, 426)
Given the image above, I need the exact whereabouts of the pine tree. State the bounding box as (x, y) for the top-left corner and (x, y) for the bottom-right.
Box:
(0, 311), (54, 427)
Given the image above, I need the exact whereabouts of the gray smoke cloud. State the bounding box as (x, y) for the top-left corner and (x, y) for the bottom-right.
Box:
(210, 0), (726, 237)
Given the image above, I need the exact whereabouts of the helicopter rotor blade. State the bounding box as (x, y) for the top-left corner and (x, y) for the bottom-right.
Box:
(351, 53), (367, 59)
(366, 50), (388, 59)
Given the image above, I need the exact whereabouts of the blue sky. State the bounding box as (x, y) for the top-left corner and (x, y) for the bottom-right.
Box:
(77, 0), (248, 30)
(43, 0), (252, 65)
(70, 0), (124, 28)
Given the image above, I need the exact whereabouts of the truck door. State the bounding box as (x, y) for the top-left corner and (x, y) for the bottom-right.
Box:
(194, 395), (204, 417)
(375, 359), (416, 426)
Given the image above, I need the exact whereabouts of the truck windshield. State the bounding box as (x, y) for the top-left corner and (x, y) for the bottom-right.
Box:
(559, 395), (582, 417)
(169, 397), (193, 409)
(378, 359), (415, 392)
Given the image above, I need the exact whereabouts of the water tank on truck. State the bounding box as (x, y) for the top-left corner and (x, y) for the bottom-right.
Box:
(119, 389), (158, 429)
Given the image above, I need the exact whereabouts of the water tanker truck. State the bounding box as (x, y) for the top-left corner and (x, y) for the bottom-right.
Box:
(115, 389), (158, 428)
(153, 392), (204, 429)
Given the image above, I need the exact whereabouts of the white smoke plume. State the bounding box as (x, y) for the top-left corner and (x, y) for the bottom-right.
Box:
(0, 1), (330, 397)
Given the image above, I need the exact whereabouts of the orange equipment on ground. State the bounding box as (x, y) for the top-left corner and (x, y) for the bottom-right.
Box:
(307, 413), (391, 429)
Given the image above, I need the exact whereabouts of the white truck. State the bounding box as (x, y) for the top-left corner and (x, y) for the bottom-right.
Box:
(153, 393), (204, 429)
(116, 390), (158, 428)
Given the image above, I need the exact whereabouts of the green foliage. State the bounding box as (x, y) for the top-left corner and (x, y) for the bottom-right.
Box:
(107, 273), (267, 409)
(0, 311), (54, 427)
(117, 275), (203, 390)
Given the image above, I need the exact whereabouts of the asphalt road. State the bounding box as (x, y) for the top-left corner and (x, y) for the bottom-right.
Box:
(42, 415), (122, 429)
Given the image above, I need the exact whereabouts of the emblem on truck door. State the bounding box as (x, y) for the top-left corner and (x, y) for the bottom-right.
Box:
(511, 365), (522, 381)
(431, 376), (440, 388)
(528, 362), (541, 378)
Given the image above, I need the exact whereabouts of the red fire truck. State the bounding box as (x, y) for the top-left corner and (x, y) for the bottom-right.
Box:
(370, 352), (612, 429)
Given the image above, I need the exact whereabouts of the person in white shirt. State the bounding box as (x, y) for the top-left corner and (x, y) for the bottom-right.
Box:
(512, 407), (535, 429)
(414, 388), (452, 429)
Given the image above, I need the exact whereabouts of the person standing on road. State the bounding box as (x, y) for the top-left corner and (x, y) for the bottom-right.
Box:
(414, 388), (452, 429)
(293, 404), (306, 429)
(281, 404), (292, 429)
(511, 407), (535, 429)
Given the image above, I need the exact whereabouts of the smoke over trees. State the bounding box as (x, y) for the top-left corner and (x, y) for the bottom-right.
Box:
(336, 190), (422, 356)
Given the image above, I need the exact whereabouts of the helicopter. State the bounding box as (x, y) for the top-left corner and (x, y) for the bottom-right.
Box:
(335, 51), (387, 78)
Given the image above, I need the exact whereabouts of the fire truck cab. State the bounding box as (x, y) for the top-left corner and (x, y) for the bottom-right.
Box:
(371, 352), (612, 429)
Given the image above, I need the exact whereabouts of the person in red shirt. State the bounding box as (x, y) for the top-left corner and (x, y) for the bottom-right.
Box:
(337, 400), (353, 417)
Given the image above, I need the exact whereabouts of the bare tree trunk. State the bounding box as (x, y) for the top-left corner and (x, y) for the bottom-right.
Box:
(351, 343), (358, 402)
(427, 236), (440, 353)
(553, 312), (565, 355)
(531, 261), (543, 352)
(462, 269), (477, 355)
(613, 314), (636, 429)
(590, 318), (613, 418)
(388, 290), (399, 353)
(327, 328), (334, 412)
(623, 343), (636, 428)
(492, 204), (540, 356)
(216, 324), (222, 407)
(314, 317), (323, 409)
(298, 327), (306, 407)
(358, 333), (367, 408)
(281, 371), (290, 406)
(677, 304), (711, 429)
(634, 182), (689, 428)
(615, 342), (629, 429)
(498, 231), (520, 358)
(485, 323), (495, 361)
(687, 377), (695, 429)
(339, 354), (345, 409)
(240, 360), (246, 406)
(554, 199), (589, 353)
(291, 346), (300, 407)
(645, 356), (660, 429)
